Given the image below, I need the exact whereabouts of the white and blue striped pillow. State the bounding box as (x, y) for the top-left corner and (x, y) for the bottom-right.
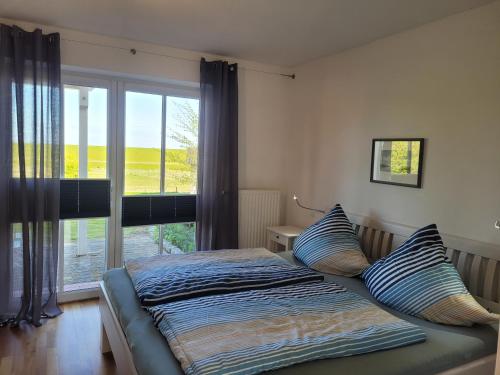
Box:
(293, 204), (370, 276)
(362, 224), (497, 326)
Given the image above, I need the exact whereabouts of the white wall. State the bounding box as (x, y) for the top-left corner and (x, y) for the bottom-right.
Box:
(286, 1), (500, 245)
(0, 17), (294, 219)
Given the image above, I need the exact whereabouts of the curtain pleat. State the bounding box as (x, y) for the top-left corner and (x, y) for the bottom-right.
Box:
(0, 24), (62, 326)
(196, 58), (238, 250)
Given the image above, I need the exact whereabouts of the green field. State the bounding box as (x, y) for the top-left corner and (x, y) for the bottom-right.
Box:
(12, 143), (196, 194)
(63, 144), (197, 194)
(65, 218), (106, 241)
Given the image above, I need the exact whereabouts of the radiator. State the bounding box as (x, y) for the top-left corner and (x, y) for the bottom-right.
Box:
(238, 190), (281, 248)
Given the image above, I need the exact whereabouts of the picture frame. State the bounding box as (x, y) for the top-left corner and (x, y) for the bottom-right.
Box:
(370, 138), (425, 188)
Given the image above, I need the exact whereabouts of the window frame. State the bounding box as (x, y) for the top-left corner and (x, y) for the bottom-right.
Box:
(59, 73), (116, 301)
(117, 81), (199, 265)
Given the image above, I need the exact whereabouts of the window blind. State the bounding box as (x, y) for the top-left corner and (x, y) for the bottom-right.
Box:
(59, 179), (111, 219)
(122, 194), (196, 227)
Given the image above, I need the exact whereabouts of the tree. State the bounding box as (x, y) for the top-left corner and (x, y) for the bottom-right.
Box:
(167, 100), (199, 192)
(169, 100), (198, 148)
(157, 100), (199, 252)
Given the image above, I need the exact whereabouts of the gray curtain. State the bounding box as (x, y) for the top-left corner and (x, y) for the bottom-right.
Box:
(196, 58), (238, 250)
(0, 25), (62, 326)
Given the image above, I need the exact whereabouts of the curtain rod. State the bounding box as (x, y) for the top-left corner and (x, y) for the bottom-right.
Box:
(61, 37), (296, 79)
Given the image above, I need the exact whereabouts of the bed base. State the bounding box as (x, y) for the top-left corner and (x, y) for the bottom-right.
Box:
(99, 281), (138, 375)
(99, 281), (495, 375)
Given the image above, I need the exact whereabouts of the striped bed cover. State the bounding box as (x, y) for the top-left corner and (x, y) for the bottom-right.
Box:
(127, 248), (426, 375)
(148, 282), (426, 375)
(126, 248), (323, 305)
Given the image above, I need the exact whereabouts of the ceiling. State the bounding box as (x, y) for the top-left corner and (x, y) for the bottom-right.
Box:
(0, 0), (494, 66)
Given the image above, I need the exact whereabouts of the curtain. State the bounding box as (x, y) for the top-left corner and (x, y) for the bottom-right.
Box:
(0, 25), (62, 326)
(196, 58), (238, 250)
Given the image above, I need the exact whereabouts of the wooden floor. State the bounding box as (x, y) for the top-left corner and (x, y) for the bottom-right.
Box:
(0, 300), (117, 375)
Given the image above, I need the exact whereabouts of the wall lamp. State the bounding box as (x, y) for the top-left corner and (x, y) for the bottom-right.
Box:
(293, 194), (326, 214)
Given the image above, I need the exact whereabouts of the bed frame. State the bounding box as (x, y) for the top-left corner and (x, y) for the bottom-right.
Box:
(99, 214), (499, 375)
(99, 281), (138, 375)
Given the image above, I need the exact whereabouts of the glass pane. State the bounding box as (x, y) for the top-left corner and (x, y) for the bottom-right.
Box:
(88, 88), (108, 178)
(162, 222), (196, 254)
(63, 87), (79, 178)
(123, 225), (160, 261)
(61, 84), (109, 292)
(12, 83), (40, 179)
(63, 85), (108, 178)
(125, 91), (162, 195)
(63, 218), (107, 291)
(11, 223), (24, 311)
(165, 97), (199, 194)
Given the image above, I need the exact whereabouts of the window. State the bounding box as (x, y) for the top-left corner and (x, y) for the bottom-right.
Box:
(124, 91), (163, 195)
(122, 89), (199, 261)
(63, 85), (108, 178)
(61, 83), (109, 292)
(122, 223), (196, 261)
(165, 97), (199, 194)
(122, 225), (158, 260)
(63, 218), (107, 291)
(161, 223), (196, 254)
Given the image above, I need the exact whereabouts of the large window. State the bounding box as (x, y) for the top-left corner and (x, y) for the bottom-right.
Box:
(122, 89), (199, 261)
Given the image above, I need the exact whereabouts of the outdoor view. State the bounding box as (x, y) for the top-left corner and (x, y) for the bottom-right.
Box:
(122, 92), (198, 262)
(60, 84), (199, 290)
(62, 85), (108, 291)
(124, 93), (198, 195)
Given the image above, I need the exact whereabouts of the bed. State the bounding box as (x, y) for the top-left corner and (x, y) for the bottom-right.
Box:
(99, 217), (499, 375)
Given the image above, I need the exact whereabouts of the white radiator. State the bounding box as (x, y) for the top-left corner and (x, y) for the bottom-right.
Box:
(239, 190), (281, 248)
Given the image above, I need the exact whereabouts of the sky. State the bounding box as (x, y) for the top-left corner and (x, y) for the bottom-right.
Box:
(64, 86), (199, 149)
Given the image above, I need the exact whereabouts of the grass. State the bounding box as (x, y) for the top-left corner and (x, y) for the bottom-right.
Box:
(65, 218), (107, 241)
(63, 145), (196, 194)
(12, 144), (196, 194)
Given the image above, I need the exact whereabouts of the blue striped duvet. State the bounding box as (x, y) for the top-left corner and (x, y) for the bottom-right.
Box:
(148, 281), (426, 375)
(125, 248), (323, 305)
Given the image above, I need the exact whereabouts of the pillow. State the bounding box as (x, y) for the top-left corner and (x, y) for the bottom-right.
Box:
(293, 204), (370, 276)
(362, 224), (498, 326)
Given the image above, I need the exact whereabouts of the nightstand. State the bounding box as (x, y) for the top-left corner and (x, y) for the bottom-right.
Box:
(267, 226), (303, 252)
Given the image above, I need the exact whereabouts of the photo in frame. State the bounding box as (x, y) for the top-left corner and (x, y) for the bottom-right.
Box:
(370, 138), (425, 188)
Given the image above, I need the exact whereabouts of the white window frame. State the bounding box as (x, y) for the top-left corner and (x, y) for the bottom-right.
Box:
(118, 81), (199, 264)
(59, 69), (199, 302)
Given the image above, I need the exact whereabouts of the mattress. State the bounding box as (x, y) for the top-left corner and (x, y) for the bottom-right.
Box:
(102, 251), (498, 375)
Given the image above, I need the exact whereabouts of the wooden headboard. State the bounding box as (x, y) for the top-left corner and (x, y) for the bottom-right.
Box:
(348, 213), (500, 314)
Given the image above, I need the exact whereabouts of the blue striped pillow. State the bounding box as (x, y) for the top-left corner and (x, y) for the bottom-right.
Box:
(362, 224), (498, 326)
(293, 204), (370, 276)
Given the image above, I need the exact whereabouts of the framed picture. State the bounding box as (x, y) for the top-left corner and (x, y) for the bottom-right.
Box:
(370, 138), (425, 188)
